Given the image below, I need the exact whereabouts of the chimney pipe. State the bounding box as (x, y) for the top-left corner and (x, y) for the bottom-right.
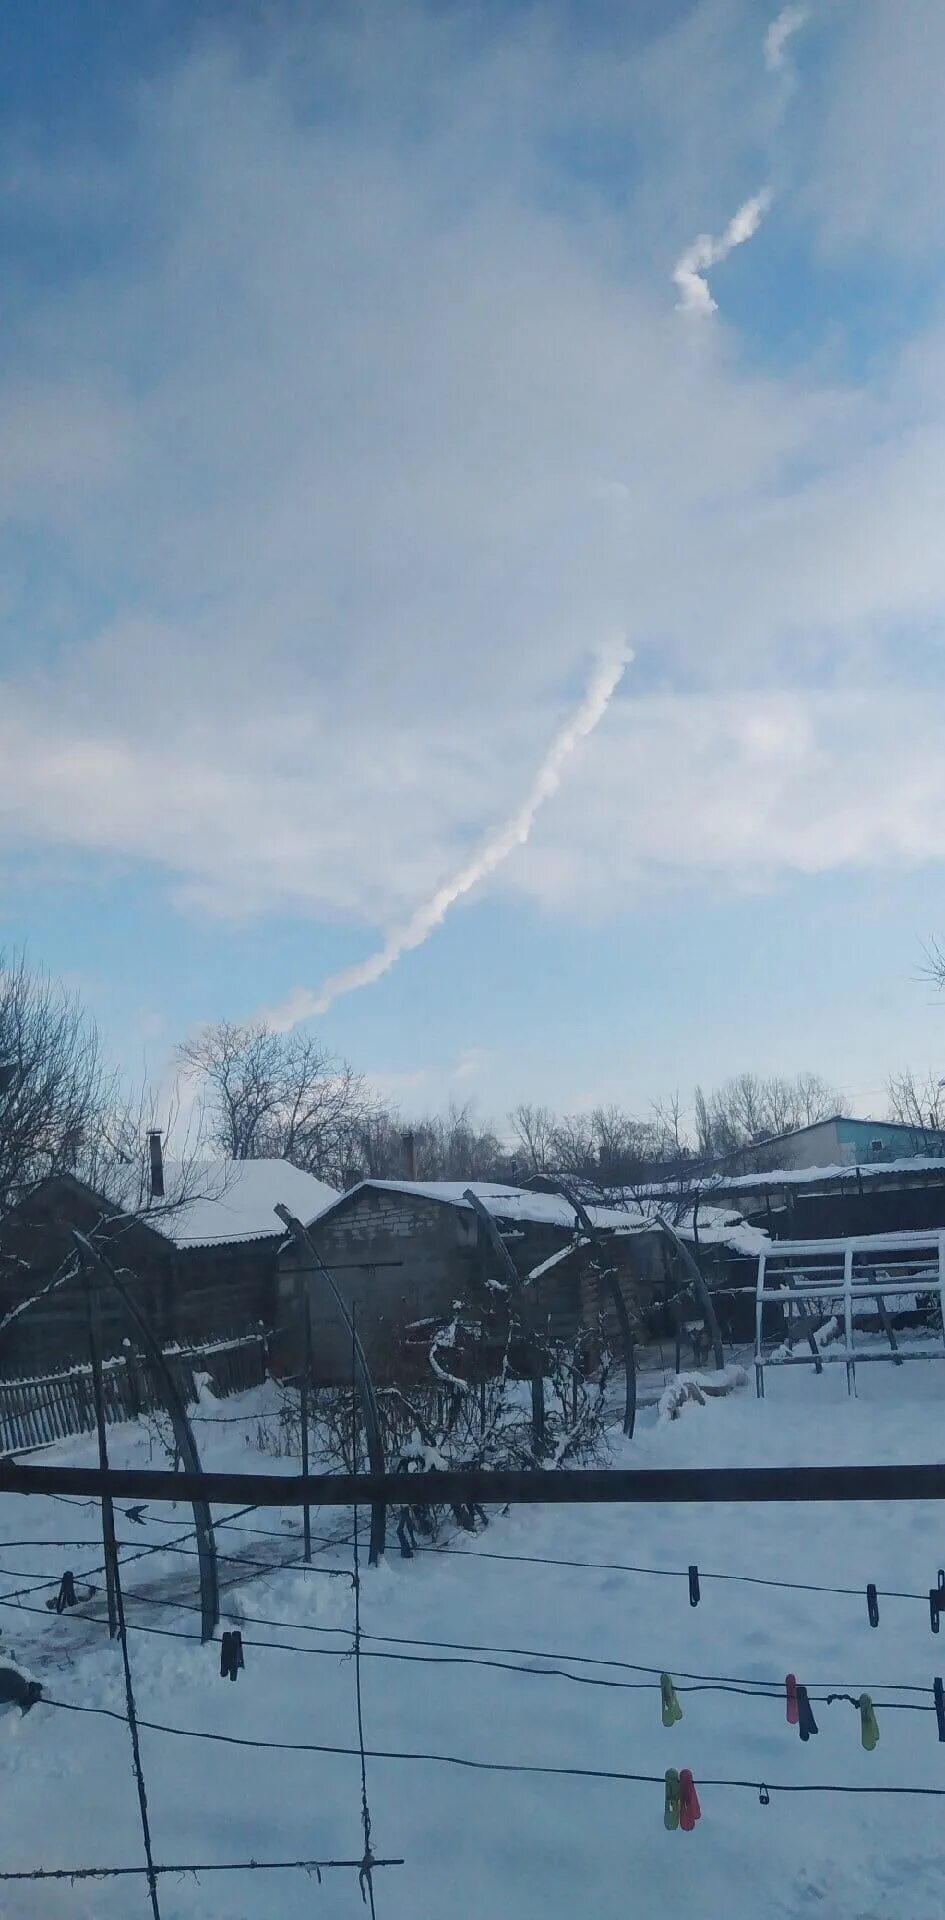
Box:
(401, 1129), (417, 1181)
(148, 1130), (165, 1201)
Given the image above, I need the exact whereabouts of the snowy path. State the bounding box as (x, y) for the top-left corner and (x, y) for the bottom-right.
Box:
(1, 1365), (945, 1916)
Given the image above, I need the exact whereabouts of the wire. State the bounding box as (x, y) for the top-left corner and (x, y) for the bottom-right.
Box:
(2, 1540), (935, 1703)
(421, 1540), (933, 1605)
(40, 1605), (938, 1711)
(41, 1696), (945, 1797)
(111, 1524), (161, 1919)
(0, 1855), (405, 1882)
(352, 1304), (377, 1919)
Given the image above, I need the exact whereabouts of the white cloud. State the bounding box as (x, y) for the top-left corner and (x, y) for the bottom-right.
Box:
(265, 642), (629, 1026)
(672, 189), (772, 314)
(502, 686), (945, 912)
(764, 5), (809, 73)
(0, 5), (944, 981)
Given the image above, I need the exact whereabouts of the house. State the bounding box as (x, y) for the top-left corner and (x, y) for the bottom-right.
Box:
(274, 1179), (768, 1384)
(0, 1156), (337, 1375)
(708, 1114), (945, 1175)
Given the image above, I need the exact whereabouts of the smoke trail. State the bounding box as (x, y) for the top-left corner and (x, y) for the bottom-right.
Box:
(764, 5), (809, 71)
(267, 641), (630, 1030)
(673, 189), (772, 315)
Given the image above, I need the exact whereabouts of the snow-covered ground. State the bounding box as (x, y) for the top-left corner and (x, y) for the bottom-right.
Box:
(2, 1361), (945, 1917)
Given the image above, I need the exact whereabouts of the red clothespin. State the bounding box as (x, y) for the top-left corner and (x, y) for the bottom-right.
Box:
(785, 1673), (799, 1726)
(679, 1769), (701, 1832)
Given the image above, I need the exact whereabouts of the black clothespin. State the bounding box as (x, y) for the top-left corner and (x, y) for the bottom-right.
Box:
(925, 1574), (941, 1635)
(866, 1583), (879, 1628)
(796, 1684), (819, 1741)
(759, 1783), (770, 1806)
(48, 1571), (78, 1614)
(220, 1630), (244, 1680)
(934, 1677), (945, 1744)
(688, 1565), (700, 1608)
(123, 1505), (147, 1526)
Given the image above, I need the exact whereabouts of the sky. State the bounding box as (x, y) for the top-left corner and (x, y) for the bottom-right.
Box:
(2, 0), (945, 1130)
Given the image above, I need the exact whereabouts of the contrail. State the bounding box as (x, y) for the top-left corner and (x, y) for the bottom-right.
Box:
(267, 641), (631, 1030)
(764, 4), (809, 71)
(673, 189), (772, 315)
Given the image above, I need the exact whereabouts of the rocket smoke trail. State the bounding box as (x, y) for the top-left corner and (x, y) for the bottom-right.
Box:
(268, 641), (630, 1030)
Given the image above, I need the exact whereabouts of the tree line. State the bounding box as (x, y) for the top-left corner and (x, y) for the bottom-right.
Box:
(0, 945), (937, 1213)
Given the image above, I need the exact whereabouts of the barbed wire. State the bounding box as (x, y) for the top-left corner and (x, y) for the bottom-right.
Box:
(0, 1855), (404, 1883)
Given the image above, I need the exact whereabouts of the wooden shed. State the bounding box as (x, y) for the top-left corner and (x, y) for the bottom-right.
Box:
(274, 1179), (676, 1386)
(0, 1159), (337, 1376)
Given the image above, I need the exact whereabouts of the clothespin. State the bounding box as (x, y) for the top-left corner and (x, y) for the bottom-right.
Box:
(759, 1783), (770, 1806)
(220, 1630), (244, 1681)
(796, 1684), (818, 1741)
(679, 1769), (701, 1832)
(123, 1505), (148, 1526)
(858, 1693), (879, 1752)
(929, 1574), (945, 1635)
(688, 1565), (700, 1608)
(660, 1673), (683, 1727)
(866, 1583), (879, 1628)
(934, 1677), (945, 1744)
(51, 1571), (77, 1614)
(785, 1673), (799, 1726)
(664, 1768), (680, 1831)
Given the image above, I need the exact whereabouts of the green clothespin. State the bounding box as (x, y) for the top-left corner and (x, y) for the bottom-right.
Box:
(859, 1694), (879, 1752)
(661, 1672), (683, 1728)
(664, 1768), (681, 1831)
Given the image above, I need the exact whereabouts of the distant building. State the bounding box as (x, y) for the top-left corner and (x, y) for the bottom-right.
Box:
(713, 1114), (945, 1175)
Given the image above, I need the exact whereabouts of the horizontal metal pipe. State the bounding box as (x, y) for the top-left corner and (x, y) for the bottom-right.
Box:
(1, 1460), (945, 1506)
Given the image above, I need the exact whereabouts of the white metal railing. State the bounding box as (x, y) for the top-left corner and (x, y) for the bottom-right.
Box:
(753, 1231), (945, 1398)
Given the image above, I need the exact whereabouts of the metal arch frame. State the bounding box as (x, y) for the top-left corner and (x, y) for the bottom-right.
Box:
(544, 1181), (637, 1440)
(655, 1217), (725, 1372)
(462, 1188), (546, 1452)
(275, 1206), (387, 1566)
(72, 1229), (219, 1642)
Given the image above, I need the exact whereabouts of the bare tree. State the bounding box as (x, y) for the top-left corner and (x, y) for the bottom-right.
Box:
(180, 1020), (383, 1186)
(508, 1102), (556, 1176)
(692, 1071), (843, 1166)
(0, 950), (116, 1211)
(887, 1068), (945, 1149)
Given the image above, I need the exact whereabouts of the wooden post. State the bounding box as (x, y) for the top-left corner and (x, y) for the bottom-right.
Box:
(300, 1284), (312, 1563)
(84, 1271), (118, 1638)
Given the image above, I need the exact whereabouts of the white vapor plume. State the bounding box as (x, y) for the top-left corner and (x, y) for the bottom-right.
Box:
(673, 189), (773, 315)
(267, 642), (631, 1030)
(764, 5), (809, 72)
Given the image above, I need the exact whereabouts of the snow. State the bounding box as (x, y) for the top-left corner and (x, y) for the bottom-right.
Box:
(636, 1154), (945, 1196)
(146, 1159), (338, 1247)
(315, 1179), (767, 1254)
(3, 1363), (945, 1915)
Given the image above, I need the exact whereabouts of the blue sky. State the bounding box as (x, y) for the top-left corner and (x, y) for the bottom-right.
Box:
(2, 0), (945, 1131)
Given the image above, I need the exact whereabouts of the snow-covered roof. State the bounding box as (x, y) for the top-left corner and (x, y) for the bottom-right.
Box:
(314, 1178), (648, 1233)
(307, 1179), (768, 1256)
(632, 1155), (945, 1199)
(146, 1160), (338, 1248)
(614, 1198), (770, 1258)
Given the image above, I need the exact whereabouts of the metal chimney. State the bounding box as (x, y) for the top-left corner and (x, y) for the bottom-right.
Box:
(401, 1129), (417, 1181)
(148, 1130), (165, 1201)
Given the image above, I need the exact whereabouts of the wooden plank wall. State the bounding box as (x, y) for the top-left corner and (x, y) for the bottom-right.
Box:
(0, 1332), (267, 1453)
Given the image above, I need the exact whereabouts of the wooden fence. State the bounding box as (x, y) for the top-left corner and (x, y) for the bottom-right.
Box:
(0, 1332), (268, 1454)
